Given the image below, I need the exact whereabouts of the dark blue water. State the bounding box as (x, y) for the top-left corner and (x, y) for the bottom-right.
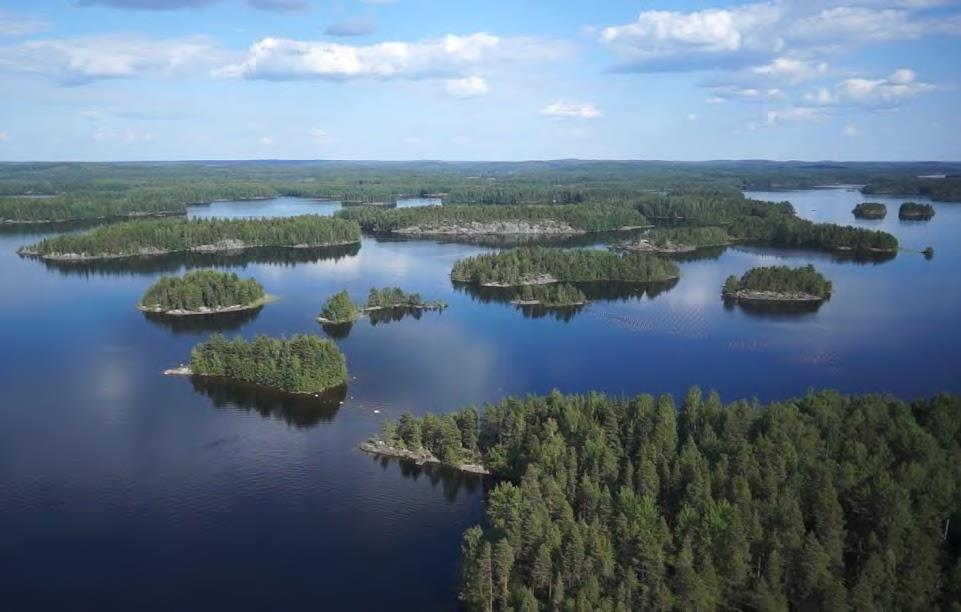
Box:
(1, 189), (959, 610)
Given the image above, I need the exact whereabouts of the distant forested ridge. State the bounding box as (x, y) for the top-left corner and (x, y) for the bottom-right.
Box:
(863, 176), (961, 202)
(724, 265), (832, 301)
(899, 202), (936, 220)
(189, 334), (347, 394)
(852, 203), (887, 219)
(371, 390), (961, 611)
(22, 215), (361, 260)
(451, 247), (680, 286)
(140, 270), (266, 314)
(336, 205), (649, 234)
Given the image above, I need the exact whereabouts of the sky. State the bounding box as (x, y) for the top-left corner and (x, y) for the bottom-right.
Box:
(0, 0), (959, 161)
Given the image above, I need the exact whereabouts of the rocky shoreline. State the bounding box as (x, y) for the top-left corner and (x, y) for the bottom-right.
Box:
(139, 295), (272, 317)
(394, 220), (584, 236)
(359, 439), (490, 474)
(20, 239), (360, 261)
(723, 289), (827, 303)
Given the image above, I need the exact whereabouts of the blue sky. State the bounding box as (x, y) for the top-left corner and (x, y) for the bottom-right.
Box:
(0, 0), (959, 161)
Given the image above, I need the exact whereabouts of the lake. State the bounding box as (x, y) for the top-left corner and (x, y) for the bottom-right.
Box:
(1, 189), (959, 610)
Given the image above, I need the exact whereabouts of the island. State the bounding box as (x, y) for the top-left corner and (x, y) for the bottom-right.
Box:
(450, 246), (680, 286)
(511, 283), (587, 307)
(723, 264), (832, 302)
(621, 226), (731, 253)
(18, 215), (362, 260)
(167, 333), (347, 395)
(317, 287), (447, 324)
(139, 270), (268, 315)
(852, 202), (887, 219)
(368, 389), (961, 611)
(336, 204), (650, 236)
(899, 201), (936, 220)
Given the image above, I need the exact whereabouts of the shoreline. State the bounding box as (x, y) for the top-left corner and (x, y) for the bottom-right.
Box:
(162, 367), (346, 396)
(621, 238), (731, 254)
(454, 274), (680, 287)
(359, 440), (490, 475)
(20, 239), (361, 261)
(723, 289), (828, 303)
(317, 301), (447, 324)
(139, 294), (276, 317)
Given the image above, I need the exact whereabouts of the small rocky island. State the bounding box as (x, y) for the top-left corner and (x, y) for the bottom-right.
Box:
(852, 202), (887, 219)
(621, 226), (731, 253)
(165, 333), (347, 395)
(723, 265), (832, 303)
(317, 287), (447, 324)
(510, 283), (587, 307)
(362, 410), (489, 474)
(899, 202), (935, 220)
(139, 270), (268, 316)
(451, 246), (679, 286)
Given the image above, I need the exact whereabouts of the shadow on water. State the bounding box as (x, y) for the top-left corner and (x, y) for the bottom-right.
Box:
(142, 307), (263, 335)
(319, 321), (354, 340)
(189, 376), (347, 429)
(0, 218), (134, 236)
(25, 243), (361, 277)
(454, 279), (678, 322)
(732, 244), (897, 265)
(723, 297), (827, 319)
(368, 306), (444, 326)
(367, 454), (490, 503)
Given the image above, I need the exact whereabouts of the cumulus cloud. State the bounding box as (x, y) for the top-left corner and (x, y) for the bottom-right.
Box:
(0, 11), (51, 37)
(766, 106), (823, 124)
(0, 34), (218, 84)
(541, 101), (602, 119)
(805, 68), (936, 107)
(705, 85), (784, 104)
(445, 75), (489, 98)
(213, 32), (536, 81)
(751, 57), (827, 84)
(324, 17), (376, 37)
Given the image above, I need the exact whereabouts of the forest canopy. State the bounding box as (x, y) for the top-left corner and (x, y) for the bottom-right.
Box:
(140, 270), (266, 313)
(189, 334), (347, 394)
(451, 247), (680, 286)
(372, 389), (961, 612)
(23, 215), (361, 259)
(723, 265), (833, 300)
(852, 203), (887, 219)
(899, 202), (936, 220)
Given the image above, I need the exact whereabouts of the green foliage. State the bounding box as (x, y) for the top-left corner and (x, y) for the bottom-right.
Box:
(140, 270), (265, 312)
(643, 226), (731, 249)
(381, 390), (961, 611)
(852, 203), (887, 219)
(724, 265), (833, 298)
(899, 202), (936, 220)
(321, 291), (360, 324)
(26, 215), (361, 258)
(365, 286), (443, 309)
(336, 204), (649, 233)
(514, 283), (586, 306)
(863, 176), (961, 202)
(189, 333), (347, 394)
(451, 247), (679, 285)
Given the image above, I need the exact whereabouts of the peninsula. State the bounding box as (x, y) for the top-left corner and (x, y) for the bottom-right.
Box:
(621, 226), (731, 253)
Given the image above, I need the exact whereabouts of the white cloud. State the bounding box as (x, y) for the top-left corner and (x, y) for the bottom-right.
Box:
(0, 131), (8, 142)
(309, 128), (329, 141)
(766, 106), (823, 124)
(705, 86), (784, 104)
(751, 57), (827, 84)
(705, 96), (727, 104)
(806, 68), (936, 106)
(215, 33), (506, 81)
(541, 101), (602, 119)
(247, 0), (309, 11)
(687, 113), (698, 121)
(842, 123), (862, 136)
(258, 135), (275, 146)
(0, 35), (218, 84)
(0, 11), (50, 37)
(445, 75), (489, 98)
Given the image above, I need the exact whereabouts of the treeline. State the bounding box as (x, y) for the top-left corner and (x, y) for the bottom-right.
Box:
(724, 265), (832, 298)
(374, 390), (961, 611)
(451, 247), (679, 285)
(365, 286), (443, 309)
(863, 176), (961, 202)
(189, 334), (347, 394)
(24, 215), (361, 258)
(336, 205), (649, 233)
(320, 291), (360, 324)
(642, 226), (731, 249)
(514, 283), (587, 307)
(852, 203), (886, 219)
(140, 270), (265, 312)
(900, 202), (936, 220)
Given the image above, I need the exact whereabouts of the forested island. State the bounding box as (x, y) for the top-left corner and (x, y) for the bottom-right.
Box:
(451, 247), (679, 286)
(367, 389), (961, 611)
(723, 265), (832, 302)
(139, 270), (267, 315)
(20, 215), (361, 260)
(862, 175), (961, 202)
(336, 205), (649, 235)
(621, 226), (731, 253)
(173, 334), (348, 394)
(899, 202), (936, 220)
(318, 287), (446, 324)
(511, 283), (587, 307)
(852, 202), (887, 219)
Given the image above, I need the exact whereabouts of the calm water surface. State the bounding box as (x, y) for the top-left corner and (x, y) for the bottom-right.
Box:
(1, 189), (959, 610)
